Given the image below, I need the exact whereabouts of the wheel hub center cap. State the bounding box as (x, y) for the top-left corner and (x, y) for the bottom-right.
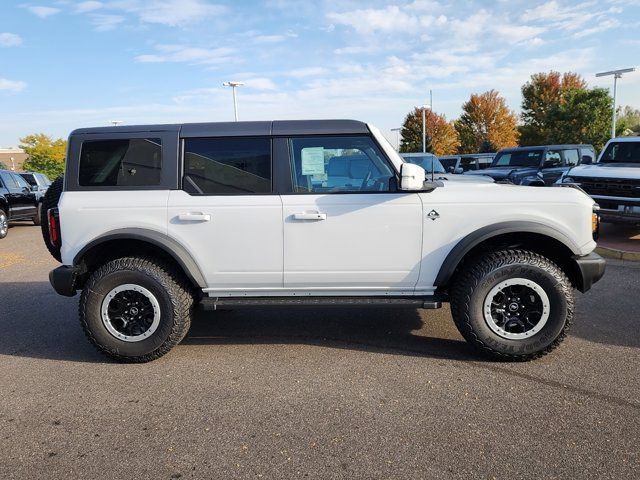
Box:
(129, 306), (139, 316)
(508, 302), (519, 312)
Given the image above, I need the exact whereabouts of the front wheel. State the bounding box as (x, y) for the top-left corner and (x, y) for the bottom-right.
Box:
(80, 257), (194, 363)
(450, 249), (575, 361)
(0, 209), (8, 239)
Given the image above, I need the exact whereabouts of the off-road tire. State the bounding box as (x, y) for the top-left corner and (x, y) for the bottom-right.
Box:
(450, 249), (575, 361)
(40, 176), (63, 262)
(0, 209), (8, 239)
(80, 256), (194, 363)
(33, 203), (42, 226)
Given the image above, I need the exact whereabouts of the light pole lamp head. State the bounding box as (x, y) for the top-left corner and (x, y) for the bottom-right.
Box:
(223, 81), (245, 87)
(595, 67), (635, 78)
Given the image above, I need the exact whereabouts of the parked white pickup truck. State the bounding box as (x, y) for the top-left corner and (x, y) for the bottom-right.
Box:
(42, 120), (604, 363)
(558, 137), (640, 224)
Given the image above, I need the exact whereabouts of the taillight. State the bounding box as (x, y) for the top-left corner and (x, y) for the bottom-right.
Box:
(48, 208), (59, 245)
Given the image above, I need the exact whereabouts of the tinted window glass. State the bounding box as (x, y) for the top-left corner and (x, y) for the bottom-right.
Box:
(183, 137), (271, 195)
(459, 157), (476, 171)
(20, 173), (37, 186)
(493, 150), (542, 167)
(544, 150), (562, 167)
(599, 142), (640, 164)
(0, 172), (14, 189)
(13, 174), (31, 189)
(79, 138), (162, 187)
(289, 136), (394, 193)
(564, 149), (579, 166)
(439, 157), (458, 171)
(580, 147), (594, 163)
(401, 154), (445, 173)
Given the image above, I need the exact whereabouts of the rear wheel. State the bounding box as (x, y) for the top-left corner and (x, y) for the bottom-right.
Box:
(450, 249), (574, 361)
(40, 176), (63, 262)
(33, 203), (42, 226)
(80, 256), (194, 363)
(0, 209), (8, 239)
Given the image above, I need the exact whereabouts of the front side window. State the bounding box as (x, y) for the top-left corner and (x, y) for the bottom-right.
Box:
(563, 149), (579, 166)
(0, 172), (17, 189)
(459, 157), (477, 171)
(183, 137), (271, 195)
(13, 174), (31, 190)
(20, 173), (37, 186)
(79, 138), (162, 187)
(289, 136), (394, 193)
(544, 150), (562, 167)
(580, 147), (595, 164)
(493, 150), (542, 167)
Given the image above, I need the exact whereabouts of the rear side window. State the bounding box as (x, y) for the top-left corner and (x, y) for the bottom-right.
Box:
(183, 137), (271, 195)
(580, 147), (595, 164)
(79, 138), (162, 187)
(20, 173), (37, 186)
(13, 174), (31, 190)
(1, 172), (16, 189)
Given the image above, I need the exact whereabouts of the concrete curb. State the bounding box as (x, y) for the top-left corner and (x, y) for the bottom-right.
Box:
(595, 246), (640, 262)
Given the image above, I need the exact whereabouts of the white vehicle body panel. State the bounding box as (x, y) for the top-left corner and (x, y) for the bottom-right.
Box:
(59, 190), (170, 265)
(567, 163), (640, 180)
(167, 190), (283, 292)
(281, 193), (423, 294)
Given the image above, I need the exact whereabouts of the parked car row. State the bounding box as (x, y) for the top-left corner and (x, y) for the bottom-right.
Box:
(0, 169), (51, 239)
(430, 138), (639, 225)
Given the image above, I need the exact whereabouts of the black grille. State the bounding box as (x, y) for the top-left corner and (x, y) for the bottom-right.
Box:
(576, 177), (640, 198)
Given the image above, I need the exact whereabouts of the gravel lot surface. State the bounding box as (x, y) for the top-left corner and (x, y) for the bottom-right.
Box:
(1, 223), (638, 479)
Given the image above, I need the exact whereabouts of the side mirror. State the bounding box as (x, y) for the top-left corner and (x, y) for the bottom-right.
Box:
(447, 166), (455, 173)
(31, 185), (39, 192)
(581, 155), (593, 165)
(453, 167), (464, 174)
(399, 163), (427, 191)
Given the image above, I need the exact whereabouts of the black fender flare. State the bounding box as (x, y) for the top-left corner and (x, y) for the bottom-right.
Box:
(434, 221), (581, 288)
(74, 228), (207, 288)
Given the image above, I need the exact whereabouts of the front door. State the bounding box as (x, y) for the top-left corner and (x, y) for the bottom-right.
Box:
(167, 136), (283, 295)
(281, 135), (423, 294)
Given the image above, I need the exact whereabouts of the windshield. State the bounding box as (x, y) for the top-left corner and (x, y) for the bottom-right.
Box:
(400, 155), (446, 173)
(492, 150), (543, 167)
(599, 142), (640, 164)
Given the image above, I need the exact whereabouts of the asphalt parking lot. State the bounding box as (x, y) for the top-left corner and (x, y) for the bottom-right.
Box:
(1, 224), (638, 479)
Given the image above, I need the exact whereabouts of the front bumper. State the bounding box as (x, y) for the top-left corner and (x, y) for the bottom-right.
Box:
(49, 265), (80, 297)
(573, 253), (606, 293)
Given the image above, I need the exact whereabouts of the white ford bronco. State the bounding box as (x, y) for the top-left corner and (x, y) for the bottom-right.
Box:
(43, 120), (605, 363)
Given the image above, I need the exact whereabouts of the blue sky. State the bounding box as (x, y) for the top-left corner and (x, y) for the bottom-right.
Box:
(1, 0), (639, 147)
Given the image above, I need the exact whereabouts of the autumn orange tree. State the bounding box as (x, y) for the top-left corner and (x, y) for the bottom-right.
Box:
(519, 71), (587, 145)
(454, 90), (519, 153)
(399, 107), (460, 155)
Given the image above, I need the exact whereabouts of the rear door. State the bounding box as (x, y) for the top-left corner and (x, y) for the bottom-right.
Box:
(12, 173), (38, 217)
(167, 136), (283, 294)
(280, 135), (423, 294)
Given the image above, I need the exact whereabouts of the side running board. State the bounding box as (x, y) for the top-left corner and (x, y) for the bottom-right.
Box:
(199, 296), (442, 310)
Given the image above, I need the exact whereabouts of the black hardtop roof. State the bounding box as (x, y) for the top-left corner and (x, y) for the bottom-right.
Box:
(498, 144), (593, 153)
(70, 119), (370, 137)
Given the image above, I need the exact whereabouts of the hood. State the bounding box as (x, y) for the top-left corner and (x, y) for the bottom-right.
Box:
(567, 163), (640, 180)
(464, 166), (530, 180)
(435, 174), (494, 183)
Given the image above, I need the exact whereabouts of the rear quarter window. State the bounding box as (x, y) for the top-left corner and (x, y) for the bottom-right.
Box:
(79, 138), (162, 187)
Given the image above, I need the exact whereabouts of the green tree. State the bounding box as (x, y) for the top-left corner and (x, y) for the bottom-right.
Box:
(547, 88), (613, 152)
(20, 133), (67, 178)
(0, 161), (8, 170)
(519, 71), (588, 145)
(399, 107), (459, 155)
(616, 105), (640, 136)
(454, 90), (519, 153)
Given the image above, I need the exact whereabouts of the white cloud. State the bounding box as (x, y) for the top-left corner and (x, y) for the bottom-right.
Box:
(0, 33), (23, 47)
(288, 67), (329, 78)
(245, 78), (277, 90)
(117, 0), (227, 27)
(90, 13), (125, 31)
(328, 6), (420, 34)
(253, 32), (297, 43)
(26, 6), (61, 18)
(573, 18), (620, 38)
(0, 78), (27, 92)
(135, 44), (235, 66)
(76, 1), (104, 13)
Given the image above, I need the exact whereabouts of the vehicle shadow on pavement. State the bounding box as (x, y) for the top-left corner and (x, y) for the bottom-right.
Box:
(183, 307), (480, 361)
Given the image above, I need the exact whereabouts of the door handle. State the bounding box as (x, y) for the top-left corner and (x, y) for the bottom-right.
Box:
(177, 212), (211, 222)
(293, 212), (327, 221)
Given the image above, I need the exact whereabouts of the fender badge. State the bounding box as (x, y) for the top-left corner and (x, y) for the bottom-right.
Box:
(427, 209), (440, 221)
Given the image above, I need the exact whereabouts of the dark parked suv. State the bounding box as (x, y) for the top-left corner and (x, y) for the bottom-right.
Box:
(0, 169), (41, 239)
(465, 145), (595, 186)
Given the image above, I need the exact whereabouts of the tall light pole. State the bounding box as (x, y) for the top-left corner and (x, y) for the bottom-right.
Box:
(391, 127), (402, 151)
(223, 81), (244, 121)
(420, 104), (431, 153)
(596, 67), (636, 138)
(110, 120), (123, 126)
